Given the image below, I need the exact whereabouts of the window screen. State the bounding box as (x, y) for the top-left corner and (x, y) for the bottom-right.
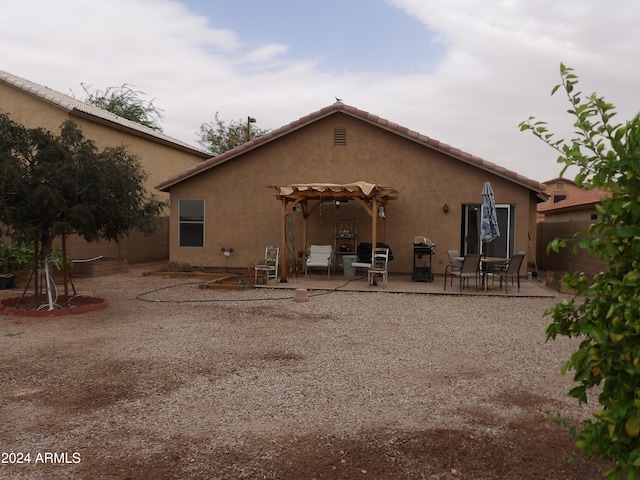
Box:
(179, 199), (204, 247)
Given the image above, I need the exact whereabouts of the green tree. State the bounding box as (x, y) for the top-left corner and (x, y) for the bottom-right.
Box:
(520, 64), (640, 479)
(81, 83), (164, 131)
(197, 112), (270, 155)
(0, 113), (166, 265)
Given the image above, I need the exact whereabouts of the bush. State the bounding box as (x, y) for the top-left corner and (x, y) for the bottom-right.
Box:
(521, 64), (640, 479)
(0, 240), (72, 273)
(0, 240), (33, 272)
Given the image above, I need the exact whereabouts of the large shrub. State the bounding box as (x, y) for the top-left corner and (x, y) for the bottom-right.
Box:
(520, 64), (640, 479)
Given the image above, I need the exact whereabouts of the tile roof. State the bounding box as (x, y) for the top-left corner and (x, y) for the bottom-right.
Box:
(0, 69), (209, 157)
(155, 101), (548, 197)
(537, 188), (610, 213)
(543, 177), (577, 185)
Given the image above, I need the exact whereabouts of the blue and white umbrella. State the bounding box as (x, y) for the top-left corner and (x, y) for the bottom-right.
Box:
(481, 181), (500, 244)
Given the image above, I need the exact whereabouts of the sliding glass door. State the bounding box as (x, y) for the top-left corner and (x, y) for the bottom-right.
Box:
(462, 204), (515, 258)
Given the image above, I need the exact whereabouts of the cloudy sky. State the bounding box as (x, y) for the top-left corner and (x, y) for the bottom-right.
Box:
(2, 0), (639, 182)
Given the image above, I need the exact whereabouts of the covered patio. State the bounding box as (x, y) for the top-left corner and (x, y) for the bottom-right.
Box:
(270, 181), (399, 282)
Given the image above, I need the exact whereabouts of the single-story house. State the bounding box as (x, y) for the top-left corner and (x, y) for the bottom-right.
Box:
(0, 70), (210, 262)
(156, 102), (548, 279)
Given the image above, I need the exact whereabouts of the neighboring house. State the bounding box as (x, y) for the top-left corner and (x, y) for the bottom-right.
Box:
(156, 102), (547, 277)
(537, 188), (610, 223)
(537, 177), (590, 221)
(537, 186), (610, 279)
(0, 70), (209, 262)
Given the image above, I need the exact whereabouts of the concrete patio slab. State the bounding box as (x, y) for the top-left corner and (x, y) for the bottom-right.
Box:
(256, 273), (556, 298)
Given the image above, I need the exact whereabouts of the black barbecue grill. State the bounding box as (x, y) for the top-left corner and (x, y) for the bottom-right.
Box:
(412, 236), (435, 282)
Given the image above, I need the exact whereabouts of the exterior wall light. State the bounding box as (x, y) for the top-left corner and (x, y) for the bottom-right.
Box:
(443, 204), (449, 214)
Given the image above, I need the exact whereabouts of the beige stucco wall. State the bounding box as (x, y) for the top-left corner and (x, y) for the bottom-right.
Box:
(167, 113), (539, 275)
(537, 179), (583, 221)
(543, 209), (599, 223)
(1, 81), (206, 262)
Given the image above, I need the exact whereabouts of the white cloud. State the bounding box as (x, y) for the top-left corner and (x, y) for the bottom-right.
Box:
(2, 0), (639, 183)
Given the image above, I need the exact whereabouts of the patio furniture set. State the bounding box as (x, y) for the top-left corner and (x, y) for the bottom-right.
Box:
(255, 245), (525, 293)
(443, 250), (526, 293)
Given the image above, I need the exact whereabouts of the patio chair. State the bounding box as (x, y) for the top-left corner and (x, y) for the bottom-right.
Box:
(445, 249), (463, 286)
(489, 250), (523, 286)
(306, 245), (332, 278)
(444, 253), (481, 292)
(254, 246), (279, 284)
(368, 247), (389, 286)
(494, 253), (525, 293)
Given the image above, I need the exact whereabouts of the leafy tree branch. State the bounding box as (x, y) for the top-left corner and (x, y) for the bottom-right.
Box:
(520, 64), (640, 479)
(197, 112), (270, 155)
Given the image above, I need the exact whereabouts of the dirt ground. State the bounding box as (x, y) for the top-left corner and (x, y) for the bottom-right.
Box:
(0, 267), (614, 479)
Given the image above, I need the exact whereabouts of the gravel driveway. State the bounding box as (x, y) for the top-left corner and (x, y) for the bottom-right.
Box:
(0, 265), (613, 479)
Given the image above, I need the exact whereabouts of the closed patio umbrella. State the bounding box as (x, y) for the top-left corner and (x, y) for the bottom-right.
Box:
(481, 181), (500, 248)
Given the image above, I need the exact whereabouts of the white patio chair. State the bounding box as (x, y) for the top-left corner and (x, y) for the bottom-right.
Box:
(368, 247), (389, 286)
(254, 246), (279, 284)
(305, 245), (332, 278)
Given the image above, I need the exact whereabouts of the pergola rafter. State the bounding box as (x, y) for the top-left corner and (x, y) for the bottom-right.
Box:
(269, 182), (399, 282)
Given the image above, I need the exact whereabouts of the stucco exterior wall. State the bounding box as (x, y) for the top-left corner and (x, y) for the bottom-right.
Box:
(537, 179), (584, 221)
(542, 209), (598, 223)
(1, 81), (204, 262)
(0, 82), (203, 203)
(167, 113), (539, 275)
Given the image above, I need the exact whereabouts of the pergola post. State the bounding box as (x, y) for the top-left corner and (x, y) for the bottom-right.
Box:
(280, 198), (288, 282)
(302, 204), (308, 276)
(371, 195), (378, 263)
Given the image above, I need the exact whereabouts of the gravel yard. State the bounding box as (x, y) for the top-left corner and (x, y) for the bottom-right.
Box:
(0, 266), (613, 479)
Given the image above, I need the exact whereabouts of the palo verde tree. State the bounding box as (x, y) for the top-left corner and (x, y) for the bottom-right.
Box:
(197, 112), (270, 156)
(0, 113), (166, 274)
(520, 64), (640, 479)
(81, 83), (164, 132)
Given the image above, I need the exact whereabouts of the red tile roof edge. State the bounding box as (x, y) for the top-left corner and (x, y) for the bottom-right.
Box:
(538, 188), (610, 212)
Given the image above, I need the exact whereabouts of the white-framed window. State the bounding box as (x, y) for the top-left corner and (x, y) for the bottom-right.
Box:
(179, 199), (205, 247)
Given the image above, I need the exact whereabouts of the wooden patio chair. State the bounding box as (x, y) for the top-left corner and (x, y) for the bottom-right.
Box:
(254, 246), (279, 284)
(368, 247), (389, 286)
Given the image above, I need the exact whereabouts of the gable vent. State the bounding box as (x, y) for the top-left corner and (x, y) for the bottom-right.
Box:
(334, 127), (347, 146)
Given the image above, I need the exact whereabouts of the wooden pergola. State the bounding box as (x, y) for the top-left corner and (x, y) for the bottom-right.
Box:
(269, 182), (399, 282)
